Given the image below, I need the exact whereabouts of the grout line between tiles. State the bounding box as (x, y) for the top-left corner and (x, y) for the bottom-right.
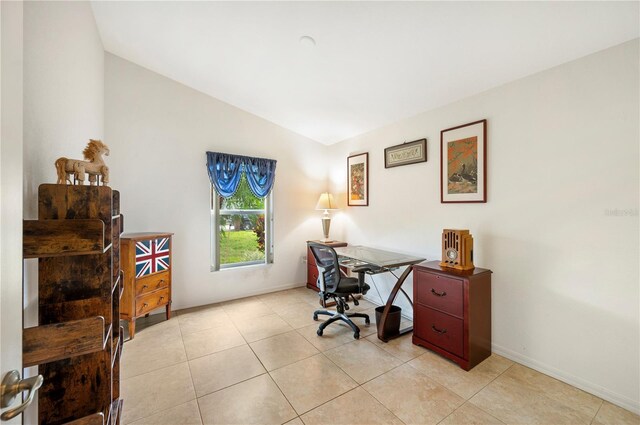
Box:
(589, 399), (605, 425)
(177, 316), (205, 425)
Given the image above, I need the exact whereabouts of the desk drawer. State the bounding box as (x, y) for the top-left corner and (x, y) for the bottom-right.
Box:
(415, 304), (463, 358)
(414, 270), (463, 318)
(135, 271), (170, 297)
(136, 288), (169, 316)
(307, 265), (319, 288)
(307, 247), (317, 266)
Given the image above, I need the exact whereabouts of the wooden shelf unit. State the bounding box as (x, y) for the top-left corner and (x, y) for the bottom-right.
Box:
(23, 184), (123, 425)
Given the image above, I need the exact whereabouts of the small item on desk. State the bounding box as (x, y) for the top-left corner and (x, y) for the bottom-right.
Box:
(440, 229), (474, 271)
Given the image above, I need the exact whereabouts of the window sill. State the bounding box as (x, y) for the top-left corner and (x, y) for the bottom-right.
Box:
(210, 262), (273, 272)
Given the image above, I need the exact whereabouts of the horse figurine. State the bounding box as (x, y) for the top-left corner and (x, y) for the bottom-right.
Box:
(55, 139), (110, 186)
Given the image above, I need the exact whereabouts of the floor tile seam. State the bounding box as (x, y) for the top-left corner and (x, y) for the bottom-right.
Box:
(235, 329), (299, 418)
(323, 345), (404, 386)
(120, 353), (188, 381)
(322, 348), (403, 386)
(291, 385), (363, 417)
(184, 340), (248, 362)
(120, 358), (192, 384)
(240, 325), (296, 344)
(264, 364), (310, 417)
(260, 348), (320, 373)
(446, 401), (507, 425)
(177, 318), (206, 425)
(194, 370), (269, 399)
(265, 350), (331, 375)
(180, 320), (244, 338)
(186, 341), (266, 367)
(588, 399), (605, 425)
(122, 391), (202, 425)
(357, 381), (408, 425)
(459, 362), (517, 402)
(123, 399), (199, 425)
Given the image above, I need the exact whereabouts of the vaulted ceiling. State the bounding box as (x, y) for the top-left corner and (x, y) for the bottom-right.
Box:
(91, 1), (638, 145)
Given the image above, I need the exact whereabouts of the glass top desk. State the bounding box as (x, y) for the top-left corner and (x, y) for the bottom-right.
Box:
(334, 245), (425, 342)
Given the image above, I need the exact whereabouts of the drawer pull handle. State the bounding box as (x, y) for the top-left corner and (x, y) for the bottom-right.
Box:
(142, 303), (148, 308)
(431, 288), (447, 297)
(431, 325), (447, 335)
(142, 285), (148, 289)
(159, 279), (164, 283)
(159, 296), (164, 301)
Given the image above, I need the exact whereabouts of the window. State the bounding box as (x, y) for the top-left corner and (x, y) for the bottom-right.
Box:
(211, 177), (273, 270)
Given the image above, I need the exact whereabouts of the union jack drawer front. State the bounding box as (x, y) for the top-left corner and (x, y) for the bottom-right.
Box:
(120, 232), (174, 339)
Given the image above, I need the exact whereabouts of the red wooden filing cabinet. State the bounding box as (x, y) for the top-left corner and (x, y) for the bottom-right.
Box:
(413, 261), (492, 370)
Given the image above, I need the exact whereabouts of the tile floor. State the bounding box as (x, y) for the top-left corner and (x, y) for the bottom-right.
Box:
(120, 287), (639, 425)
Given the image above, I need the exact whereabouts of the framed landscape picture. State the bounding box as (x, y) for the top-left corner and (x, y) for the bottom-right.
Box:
(347, 152), (369, 206)
(440, 119), (487, 203)
(384, 138), (427, 168)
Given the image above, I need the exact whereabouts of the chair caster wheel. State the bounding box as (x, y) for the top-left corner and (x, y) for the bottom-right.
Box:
(365, 318), (371, 325)
(313, 314), (318, 321)
(317, 329), (323, 336)
(353, 332), (360, 339)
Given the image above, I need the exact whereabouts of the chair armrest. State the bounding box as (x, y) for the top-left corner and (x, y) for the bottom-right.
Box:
(352, 265), (373, 273)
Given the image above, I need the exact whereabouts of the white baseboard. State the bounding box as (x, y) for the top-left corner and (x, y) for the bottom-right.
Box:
(172, 282), (306, 311)
(492, 343), (640, 415)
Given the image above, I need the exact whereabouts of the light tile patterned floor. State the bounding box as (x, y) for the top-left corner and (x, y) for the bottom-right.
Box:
(120, 287), (639, 425)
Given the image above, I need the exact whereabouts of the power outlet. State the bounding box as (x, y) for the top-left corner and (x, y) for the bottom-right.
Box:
(301, 255), (307, 264)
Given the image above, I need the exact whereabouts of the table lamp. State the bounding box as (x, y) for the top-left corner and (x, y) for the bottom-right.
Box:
(315, 192), (337, 242)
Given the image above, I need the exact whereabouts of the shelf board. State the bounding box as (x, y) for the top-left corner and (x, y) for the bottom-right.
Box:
(23, 219), (105, 258)
(63, 412), (105, 425)
(23, 316), (106, 367)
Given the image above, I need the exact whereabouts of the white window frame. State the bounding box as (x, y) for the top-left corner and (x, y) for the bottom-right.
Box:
(210, 185), (274, 271)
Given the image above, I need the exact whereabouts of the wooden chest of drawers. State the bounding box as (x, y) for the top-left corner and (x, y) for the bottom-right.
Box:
(121, 232), (173, 338)
(413, 261), (492, 370)
(306, 240), (347, 290)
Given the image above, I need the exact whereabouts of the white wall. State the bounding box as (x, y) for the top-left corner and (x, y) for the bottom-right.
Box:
(328, 40), (640, 413)
(104, 54), (328, 309)
(23, 0), (105, 217)
(1, 2), (24, 424)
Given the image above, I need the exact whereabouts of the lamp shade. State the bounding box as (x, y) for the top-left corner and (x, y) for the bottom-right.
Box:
(315, 192), (337, 210)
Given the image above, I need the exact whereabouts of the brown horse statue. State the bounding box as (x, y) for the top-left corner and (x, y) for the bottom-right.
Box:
(55, 139), (110, 186)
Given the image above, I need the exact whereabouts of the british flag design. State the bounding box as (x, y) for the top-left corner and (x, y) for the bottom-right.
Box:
(135, 237), (170, 278)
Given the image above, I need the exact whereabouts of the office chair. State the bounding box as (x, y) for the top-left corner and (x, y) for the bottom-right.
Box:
(308, 243), (371, 339)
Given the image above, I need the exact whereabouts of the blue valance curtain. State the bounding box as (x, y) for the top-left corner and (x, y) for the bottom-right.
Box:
(206, 151), (277, 198)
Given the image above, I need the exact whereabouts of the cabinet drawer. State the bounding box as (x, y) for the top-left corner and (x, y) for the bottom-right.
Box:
(307, 265), (319, 288)
(414, 304), (463, 358)
(135, 271), (170, 296)
(307, 247), (317, 266)
(135, 288), (169, 316)
(414, 270), (463, 318)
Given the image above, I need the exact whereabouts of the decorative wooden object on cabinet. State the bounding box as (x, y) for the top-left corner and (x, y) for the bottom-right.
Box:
(412, 261), (492, 371)
(25, 184), (123, 425)
(306, 240), (347, 290)
(120, 232), (173, 339)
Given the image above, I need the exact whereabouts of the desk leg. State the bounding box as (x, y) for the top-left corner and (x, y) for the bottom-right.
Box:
(377, 265), (414, 342)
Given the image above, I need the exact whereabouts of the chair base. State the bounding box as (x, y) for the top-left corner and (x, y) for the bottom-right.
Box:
(313, 309), (370, 339)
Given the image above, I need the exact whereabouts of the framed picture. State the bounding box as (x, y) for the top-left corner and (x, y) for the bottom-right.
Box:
(384, 138), (427, 168)
(440, 119), (487, 203)
(347, 152), (369, 206)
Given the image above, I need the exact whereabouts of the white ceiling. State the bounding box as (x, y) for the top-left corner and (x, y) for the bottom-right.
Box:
(91, 1), (639, 145)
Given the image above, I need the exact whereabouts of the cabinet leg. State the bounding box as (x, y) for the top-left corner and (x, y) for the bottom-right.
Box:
(128, 319), (136, 339)
(166, 302), (172, 320)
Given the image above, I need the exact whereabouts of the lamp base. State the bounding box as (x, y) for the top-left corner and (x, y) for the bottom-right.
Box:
(321, 216), (331, 242)
(319, 238), (334, 243)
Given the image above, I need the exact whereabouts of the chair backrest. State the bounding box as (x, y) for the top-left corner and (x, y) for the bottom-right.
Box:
(308, 243), (340, 293)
